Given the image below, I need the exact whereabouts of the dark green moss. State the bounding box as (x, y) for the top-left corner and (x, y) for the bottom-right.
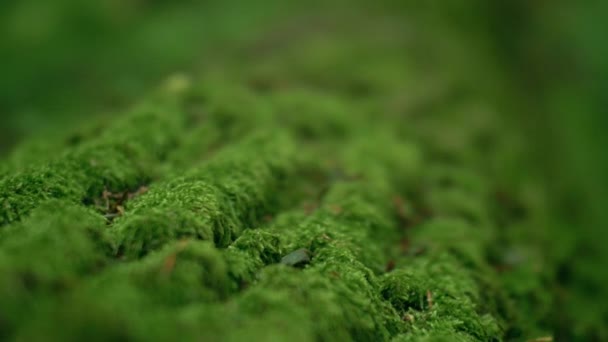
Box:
(0, 201), (109, 336)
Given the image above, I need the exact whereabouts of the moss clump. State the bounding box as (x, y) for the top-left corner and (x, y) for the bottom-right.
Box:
(0, 106), (186, 227)
(0, 2), (563, 340)
(111, 132), (297, 258)
(0, 201), (109, 337)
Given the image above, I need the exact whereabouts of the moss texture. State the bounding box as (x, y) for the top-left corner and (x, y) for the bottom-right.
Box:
(0, 2), (573, 341)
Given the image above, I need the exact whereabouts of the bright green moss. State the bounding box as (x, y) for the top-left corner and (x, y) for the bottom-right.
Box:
(169, 137), (420, 341)
(0, 84), (550, 342)
(112, 132), (297, 258)
(0, 105), (186, 227)
(111, 207), (216, 259)
(375, 165), (510, 340)
(0, 3), (561, 339)
(382, 248), (504, 340)
(229, 264), (397, 341)
(230, 229), (284, 265)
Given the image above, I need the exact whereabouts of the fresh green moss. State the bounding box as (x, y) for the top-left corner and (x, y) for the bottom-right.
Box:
(111, 132), (297, 258)
(0, 105), (186, 226)
(0, 3), (564, 340)
(1, 107), (550, 340)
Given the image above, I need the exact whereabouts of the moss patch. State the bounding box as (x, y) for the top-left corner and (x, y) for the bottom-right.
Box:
(0, 2), (568, 341)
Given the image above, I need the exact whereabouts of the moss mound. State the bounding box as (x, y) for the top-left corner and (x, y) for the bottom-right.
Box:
(1, 2), (601, 341)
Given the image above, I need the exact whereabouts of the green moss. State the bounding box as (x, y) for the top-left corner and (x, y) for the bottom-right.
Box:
(111, 207), (216, 259)
(167, 136), (421, 340)
(0, 105), (186, 227)
(92, 240), (234, 305)
(0, 201), (109, 337)
(0, 3), (564, 340)
(111, 132), (297, 258)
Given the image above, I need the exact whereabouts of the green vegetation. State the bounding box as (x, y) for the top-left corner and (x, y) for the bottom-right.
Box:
(0, 1), (606, 341)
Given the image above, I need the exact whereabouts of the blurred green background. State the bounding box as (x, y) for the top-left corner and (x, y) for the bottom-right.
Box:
(1, 1), (606, 339)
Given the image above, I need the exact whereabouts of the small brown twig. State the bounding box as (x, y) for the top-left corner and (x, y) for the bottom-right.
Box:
(161, 253), (178, 275)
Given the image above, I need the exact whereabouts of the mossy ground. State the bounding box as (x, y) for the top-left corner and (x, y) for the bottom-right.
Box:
(0, 2), (604, 341)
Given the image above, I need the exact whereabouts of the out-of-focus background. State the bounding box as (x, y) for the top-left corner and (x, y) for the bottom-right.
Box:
(1, 1), (606, 339)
